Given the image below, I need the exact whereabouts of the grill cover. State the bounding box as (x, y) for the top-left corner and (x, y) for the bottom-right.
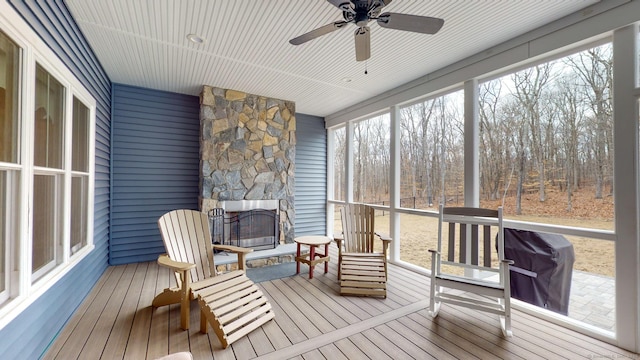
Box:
(503, 228), (575, 315)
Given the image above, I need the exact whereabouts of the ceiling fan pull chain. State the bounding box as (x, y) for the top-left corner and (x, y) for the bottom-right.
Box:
(364, 60), (368, 75)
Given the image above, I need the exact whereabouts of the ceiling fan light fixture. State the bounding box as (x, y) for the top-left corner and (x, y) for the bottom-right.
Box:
(187, 33), (205, 44)
(289, 0), (444, 62)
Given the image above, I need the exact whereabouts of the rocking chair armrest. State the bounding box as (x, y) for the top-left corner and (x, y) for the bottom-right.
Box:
(428, 249), (440, 260)
(501, 259), (515, 265)
(213, 244), (254, 254)
(157, 254), (196, 272)
(375, 232), (392, 242)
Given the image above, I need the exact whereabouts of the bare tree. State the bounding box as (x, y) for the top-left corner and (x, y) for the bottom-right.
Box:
(371, 117), (390, 199)
(565, 45), (613, 199)
(353, 121), (366, 202)
(351, 115), (391, 204)
(553, 73), (585, 211)
(400, 106), (417, 199)
(400, 100), (440, 207)
(444, 95), (465, 204)
(495, 98), (528, 214)
(479, 80), (507, 200)
(420, 101), (438, 206)
(512, 63), (552, 203)
(333, 127), (346, 200)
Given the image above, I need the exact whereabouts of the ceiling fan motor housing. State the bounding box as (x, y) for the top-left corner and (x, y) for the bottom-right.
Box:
(353, 0), (371, 27)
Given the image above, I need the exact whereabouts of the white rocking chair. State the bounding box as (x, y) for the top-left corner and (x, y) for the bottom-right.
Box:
(429, 204), (514, 337)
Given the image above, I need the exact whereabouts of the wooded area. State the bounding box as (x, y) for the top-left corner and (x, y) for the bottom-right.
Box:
(333, 43), (614, 220)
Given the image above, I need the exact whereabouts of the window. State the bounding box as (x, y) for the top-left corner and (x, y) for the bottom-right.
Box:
(0, 31), (19, 164)
(332, 126), (346, 201)
(400, 90), (464, 209)
(476, 45), (616, 332)
(0, 169), (18, 305)
(32, 174), (61, 279)
(0, 17), (95, 326)
(479, 44), (614, 230)
(0, 30), (19, 304)
(353, 114), (390, 205)
(70, 97), (90, 254)
(31, 65), (66, 281)
(397, 90), (463, 267)
(34, 65), (65, 169)
(30, 62), (94, 284)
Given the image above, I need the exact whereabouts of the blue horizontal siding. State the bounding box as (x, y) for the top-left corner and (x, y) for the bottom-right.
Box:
(110, 83), (200, 265)
(295, 113), (327, 236)
(3, 1), (111, 359)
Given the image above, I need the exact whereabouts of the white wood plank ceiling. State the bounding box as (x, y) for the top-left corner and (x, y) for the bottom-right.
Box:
(66, 0), (600, 117)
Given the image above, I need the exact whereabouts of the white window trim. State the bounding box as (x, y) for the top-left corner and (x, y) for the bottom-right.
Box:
(0, 0), (95, 330)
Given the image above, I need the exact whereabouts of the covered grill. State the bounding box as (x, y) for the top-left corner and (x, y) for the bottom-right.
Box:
(503, 228), (575, 315)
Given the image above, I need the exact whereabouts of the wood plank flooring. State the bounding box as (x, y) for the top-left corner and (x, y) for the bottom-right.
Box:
(43, 244), (638, 359)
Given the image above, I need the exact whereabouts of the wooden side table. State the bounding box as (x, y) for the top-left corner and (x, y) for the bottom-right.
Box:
(295, 236), (331, 279)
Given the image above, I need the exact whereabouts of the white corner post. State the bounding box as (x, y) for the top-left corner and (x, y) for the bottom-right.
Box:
(345, 121), (354, 205)
(613, 23), (640, 353)
(326, 127), (335, 237)
(464, 79), (480, 207)
(389, 105), (401, 262)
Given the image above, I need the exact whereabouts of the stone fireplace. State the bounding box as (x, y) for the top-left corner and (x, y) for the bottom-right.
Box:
(199, 86), (295, 243)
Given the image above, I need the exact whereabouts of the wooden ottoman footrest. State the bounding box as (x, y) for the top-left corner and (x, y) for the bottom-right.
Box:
(197, 270), (275, 348)
(340, 254), (387, 298)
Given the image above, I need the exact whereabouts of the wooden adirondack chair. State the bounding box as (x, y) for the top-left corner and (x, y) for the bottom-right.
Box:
(152, 209), (275, 348)
(334, 203), (391, 298)
(428, 204), (514, 337)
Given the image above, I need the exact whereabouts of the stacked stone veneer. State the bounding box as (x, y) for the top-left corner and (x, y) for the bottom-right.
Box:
(199, 85), (296, 243)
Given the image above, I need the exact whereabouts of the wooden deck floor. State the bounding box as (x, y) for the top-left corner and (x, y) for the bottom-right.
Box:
(43, 244), (638, 360)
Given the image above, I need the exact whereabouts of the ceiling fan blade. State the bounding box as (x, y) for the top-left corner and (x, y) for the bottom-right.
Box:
(326, 0), (353, 12)
(377, 12), (444, 34)
(289, 21), (348, 45)
(354, 26), (370, 61)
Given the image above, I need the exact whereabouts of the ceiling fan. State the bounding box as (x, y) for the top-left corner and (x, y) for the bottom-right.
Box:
(289, 0), (444, 62)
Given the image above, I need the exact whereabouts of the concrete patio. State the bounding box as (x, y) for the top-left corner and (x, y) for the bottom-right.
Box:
(569, 271), (616, 332)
